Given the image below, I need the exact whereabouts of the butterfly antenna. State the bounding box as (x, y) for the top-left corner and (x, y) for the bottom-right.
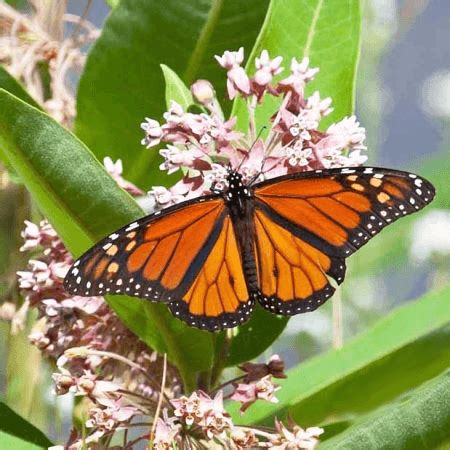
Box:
(236, 126), (267, 172)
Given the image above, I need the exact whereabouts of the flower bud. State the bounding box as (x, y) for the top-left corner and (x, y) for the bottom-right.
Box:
(191, 79), (215, 105)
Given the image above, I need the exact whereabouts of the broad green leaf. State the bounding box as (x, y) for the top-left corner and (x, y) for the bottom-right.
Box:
(105, 0), (120, 8)
(75, 0), (269, 187)
(232, 0), (361, 132)
(0, 402), (53, 450)
(161, 64), (194, 110)
(320, 370), (450, 449)
(0, 90), (212, 390)
(225, 0), (362, 368)
(228, 284), (450, 425)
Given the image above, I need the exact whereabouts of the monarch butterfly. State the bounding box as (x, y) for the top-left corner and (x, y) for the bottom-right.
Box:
(64, 166), (435, 331)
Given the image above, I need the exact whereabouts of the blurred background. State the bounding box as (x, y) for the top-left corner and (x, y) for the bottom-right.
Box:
(0, 0), (448, 443)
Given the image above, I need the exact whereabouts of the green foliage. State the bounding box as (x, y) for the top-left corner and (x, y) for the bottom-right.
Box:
(75, 0), (269, 187)
(232, 0), (361, 132)
(320, 370), (450, 449)
(228, 285), (450, 426)
(161, 64), (194, 110)
(0, 402), (52, 449)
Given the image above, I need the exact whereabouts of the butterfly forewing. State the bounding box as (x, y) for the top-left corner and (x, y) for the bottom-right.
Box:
(64, 197), (226, 302)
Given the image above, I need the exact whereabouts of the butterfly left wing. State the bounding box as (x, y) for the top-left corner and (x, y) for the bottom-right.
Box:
(252, 167), (435, 314)
(64, 196), (253, 331)
(64, 197), (227, 301)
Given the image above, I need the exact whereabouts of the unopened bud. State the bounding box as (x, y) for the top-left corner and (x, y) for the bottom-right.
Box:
(191, 79), (215, 105)
(0, 302), (16, 321)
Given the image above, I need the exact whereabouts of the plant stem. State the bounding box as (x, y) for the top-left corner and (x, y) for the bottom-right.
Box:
(210, 329), (233, 388)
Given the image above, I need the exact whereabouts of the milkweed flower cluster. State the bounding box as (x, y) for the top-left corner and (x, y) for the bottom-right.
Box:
(0, 1), (99, 126)
(141, 47), (367, 209)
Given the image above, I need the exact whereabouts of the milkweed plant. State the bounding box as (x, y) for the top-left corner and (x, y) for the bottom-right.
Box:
(0, 2), (446, 450)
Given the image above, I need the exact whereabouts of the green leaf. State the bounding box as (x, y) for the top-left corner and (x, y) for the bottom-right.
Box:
(0, 89), (213, 390)
(225, 0), (361, 367)
(161, 64), (194, 110)
(228, 284), (450, 425)
(232, 0), (361, 132)
(320, 370), (450, 449)
(225, 307), (287, 366)
(75, 0), (269, 187)
(0, 66), (41, 179)
(0, 402), (53, 450)
(105, 0), (120, 8)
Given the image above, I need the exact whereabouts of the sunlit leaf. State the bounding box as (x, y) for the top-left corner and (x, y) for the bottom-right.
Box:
(320, 370), (450, 449)
(0, 402), (53, 450)
(228, 285), (450, 426)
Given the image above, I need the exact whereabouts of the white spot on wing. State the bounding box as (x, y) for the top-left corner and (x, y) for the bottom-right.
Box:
(126, 222), (139, 231)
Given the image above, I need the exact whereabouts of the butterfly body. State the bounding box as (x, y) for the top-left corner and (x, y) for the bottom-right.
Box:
(64, 167), (435, 331)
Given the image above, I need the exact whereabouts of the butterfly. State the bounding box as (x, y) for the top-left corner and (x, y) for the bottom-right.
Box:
(64, 166), (435, 331)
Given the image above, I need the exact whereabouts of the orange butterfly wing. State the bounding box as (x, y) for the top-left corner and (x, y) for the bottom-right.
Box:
(169, 216), (253, 330)
(64, 196), (252, 330)
(252, 167), (435, 314)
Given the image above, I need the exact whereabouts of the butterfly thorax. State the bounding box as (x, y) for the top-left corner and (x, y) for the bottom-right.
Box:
(224, 170), (258, 290)
(224, 170), (253, 215)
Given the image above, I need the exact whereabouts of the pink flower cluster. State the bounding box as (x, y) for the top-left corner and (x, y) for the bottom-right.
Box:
(148, 354), (323, 449)
(141, 48), (367, 208)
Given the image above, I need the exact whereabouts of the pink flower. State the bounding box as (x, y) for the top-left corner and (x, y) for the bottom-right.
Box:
(141, 117), (164, 148)
(270, 418), (324, 449)
(215, 47), (251, 99)
(159, 145), (199, 174)
(171, 391), (209, 426)
(278, 56), (319, 97)
(103, 157), (144, 196)
(285, 144), (313, 167)
(231, 375), (280, 413)
(20, 219), (58, 252)
(231, 428), (259, 449)
(254, 50), (283, 86)
(191, 79), (215, 105)
(252, 50), (283, 100)
(326, 115), (366, 151)
(171, 390), (232, 438)
(239, 354), (287, 383)
(152, 409), (181, 448)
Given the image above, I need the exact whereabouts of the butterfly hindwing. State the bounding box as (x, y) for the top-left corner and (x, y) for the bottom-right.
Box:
(169, 215), (253, 330)
(253, 167), (435, 314)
